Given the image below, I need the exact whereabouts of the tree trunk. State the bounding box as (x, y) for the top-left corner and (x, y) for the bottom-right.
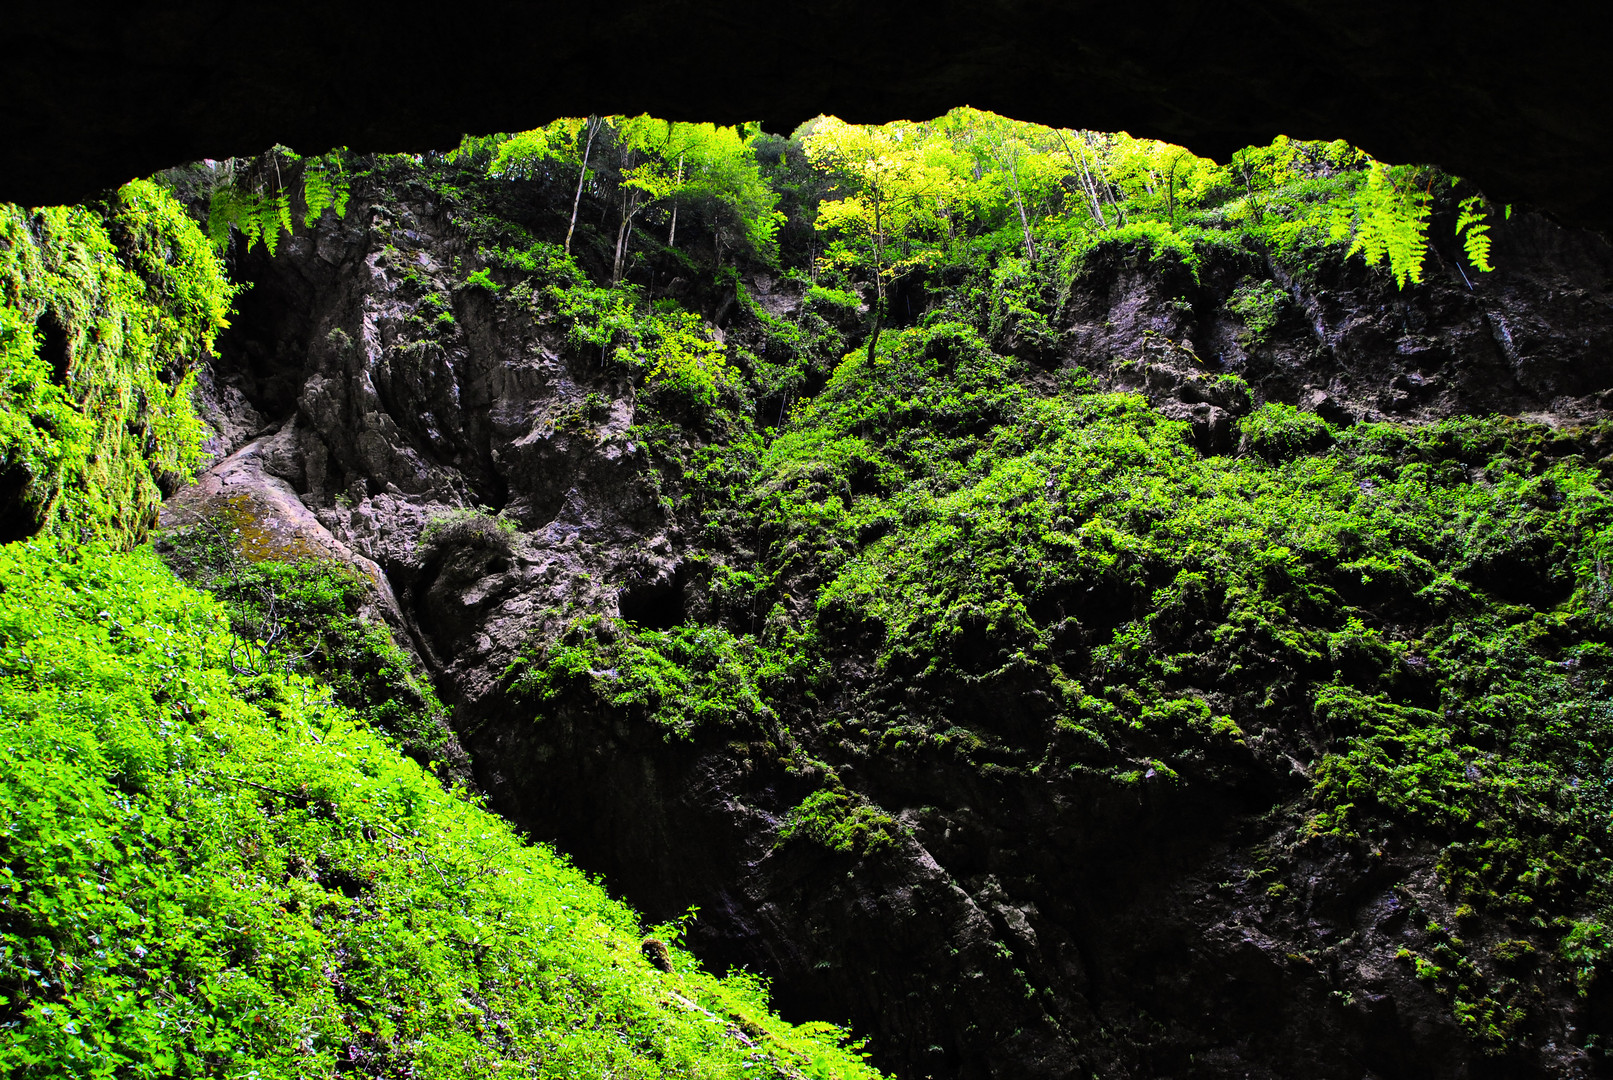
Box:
(1059, 130), (1110, 230)
(612, 145), (642, 284)
(668, 155), (684, 246)
(864, 312), (890, 364)
(565, 117), (600, 256)
(1010, 158), (1036, 262)
(1166, 152), (1187, 227)
(867, 196), (886, 362)
(613, 217), (630, 283)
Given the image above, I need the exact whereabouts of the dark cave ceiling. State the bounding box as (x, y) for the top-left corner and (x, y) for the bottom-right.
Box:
(7, 2), (1610, 230)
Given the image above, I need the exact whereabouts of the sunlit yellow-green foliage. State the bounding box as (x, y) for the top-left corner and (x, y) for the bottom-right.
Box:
(0, 181), (232, 546)
(0, 538), (884, 1080)
(482, 116), (783, 266)
(804, 116), (968, 304)
(798, 110), (1491, 294)
(642, 310), (734, 409)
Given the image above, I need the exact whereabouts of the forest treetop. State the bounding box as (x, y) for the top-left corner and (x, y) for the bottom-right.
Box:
(191, 107), (1499, 313)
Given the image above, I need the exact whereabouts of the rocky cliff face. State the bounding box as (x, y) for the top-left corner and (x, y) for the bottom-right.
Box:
(188, 161), (1613, 1080)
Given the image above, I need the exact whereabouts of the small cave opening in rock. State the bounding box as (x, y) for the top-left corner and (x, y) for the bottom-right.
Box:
(211, 248), (325, 422)
(0, 464), (40, 544)
(617, 568), (687, 630)
(37, 311), (69, 386)
(887, 276), (925, 329)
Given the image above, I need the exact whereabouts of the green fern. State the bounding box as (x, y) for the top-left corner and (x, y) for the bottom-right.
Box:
(300, 158), (350, 226)
(331, 172), (351, 218)
(1345, 163), (1431, 288)
(258, 193), (283, 256)
(205, 189), (236, 249)
(303, 166), (332, 225)
(1455, 193), (1494, 272)
(203, 151), (352, 253)
(274, 189), (293, 236)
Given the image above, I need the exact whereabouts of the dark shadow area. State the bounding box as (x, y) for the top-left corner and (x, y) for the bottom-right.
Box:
(5, 6), (1612, 236)
(37, 311), (68, 386)
(617, 567), (688, 630)
(0, 464), (40, 543)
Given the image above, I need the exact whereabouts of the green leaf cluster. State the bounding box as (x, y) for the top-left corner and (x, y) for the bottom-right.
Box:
(511, 615), (778, 740)
(777, 790), (902, 857)
(201, 150), (351, 255)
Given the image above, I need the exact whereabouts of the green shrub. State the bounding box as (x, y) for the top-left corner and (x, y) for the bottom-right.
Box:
(512, 615), (776, 739)
(1239, 401), (1334, 461)
(804, 283), (861, 312)
(417, 506), (519, 558)
(639, 310), (734, 411)
(462, 266), (500, 292)
(1227, 277), (1288, 341)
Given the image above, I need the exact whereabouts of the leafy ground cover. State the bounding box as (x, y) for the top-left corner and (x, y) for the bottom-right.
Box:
(156, 513), (470, 780)
(0, 539), (883, 1080)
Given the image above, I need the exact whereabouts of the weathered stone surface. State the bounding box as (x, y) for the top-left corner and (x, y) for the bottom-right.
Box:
(186, 173), (1613, 1080)
(159, 429), (405, 627)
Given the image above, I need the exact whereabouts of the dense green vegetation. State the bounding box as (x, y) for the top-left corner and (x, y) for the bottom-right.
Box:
(529, 307), (1613, 1048)
(409, 112), (1603, 1051)
(0, 539), (880, 1078)
(358, 109), (1502, 466)
(156, 516), (469, 780)
(0, 139), (887, 1079)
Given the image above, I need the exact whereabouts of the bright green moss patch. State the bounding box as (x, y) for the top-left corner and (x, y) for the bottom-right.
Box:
(778, 790), (903, 857)
(0, 183), (234, 546)
(511, 615), (787, 739)
(0, 540), (882, 1080)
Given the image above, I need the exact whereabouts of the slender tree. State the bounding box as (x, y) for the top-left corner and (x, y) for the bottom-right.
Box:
(805, 118), (962, 360)
(567, 117), (602, 256)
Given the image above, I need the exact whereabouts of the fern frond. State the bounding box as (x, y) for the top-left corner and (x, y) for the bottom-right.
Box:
(1346, 163), (1430, 288)
(303, 167), (332, 226)
(1455, 194), (1493, 272)
(274, 190), (293, 237)
(205, 190), (236, 250)
(332, 171), (351, 219)
(201, 150), (351, 254)
(257, 194), (281, 256)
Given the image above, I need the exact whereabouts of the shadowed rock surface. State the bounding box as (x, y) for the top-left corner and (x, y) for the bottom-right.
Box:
(6, 4), (1613, 231)
(177, 156), (1613, 1079)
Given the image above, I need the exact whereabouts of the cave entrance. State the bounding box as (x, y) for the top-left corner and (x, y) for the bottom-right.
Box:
(0, 464), (40, 543)
(617, 566), (687, 630)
